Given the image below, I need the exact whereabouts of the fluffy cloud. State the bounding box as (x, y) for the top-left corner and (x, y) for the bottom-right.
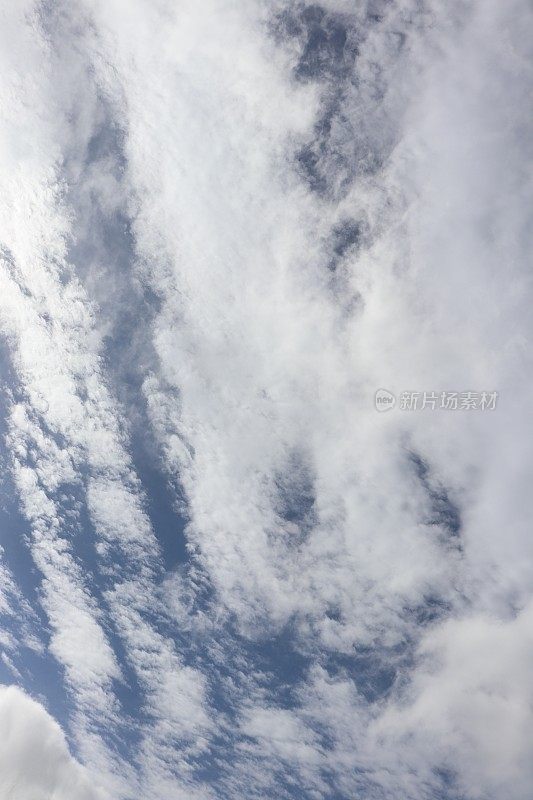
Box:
(0, 685), (106, 800)
(372, 603), (533, 800)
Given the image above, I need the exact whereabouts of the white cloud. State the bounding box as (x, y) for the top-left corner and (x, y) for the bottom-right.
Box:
(1, 0), (532, 797)
(371, 602), (533, 799)
(0, 685), (107, 800)
(0, 3), (212, 794)
(80, 0), (533, 795)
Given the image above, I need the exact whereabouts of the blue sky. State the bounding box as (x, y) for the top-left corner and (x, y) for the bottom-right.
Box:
(0, 1), (532, 799)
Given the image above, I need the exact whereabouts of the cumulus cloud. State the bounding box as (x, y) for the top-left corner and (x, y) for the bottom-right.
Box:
(371, 602), (533, 800)
(0, 685), (106, 800)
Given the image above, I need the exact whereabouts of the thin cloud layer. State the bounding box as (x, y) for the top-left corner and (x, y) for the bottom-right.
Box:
(0, 0), (532, 798)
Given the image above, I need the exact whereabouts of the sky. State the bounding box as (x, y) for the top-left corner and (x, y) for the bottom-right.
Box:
(0, 1), (532, 799)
